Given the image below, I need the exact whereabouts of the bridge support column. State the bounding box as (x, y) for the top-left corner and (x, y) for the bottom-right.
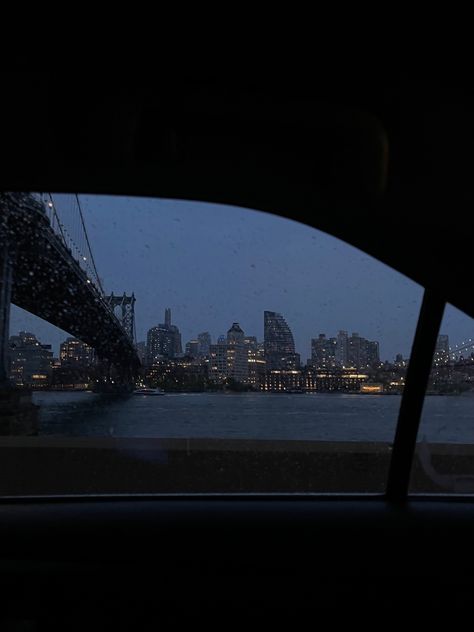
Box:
(0, 223), (38, 435)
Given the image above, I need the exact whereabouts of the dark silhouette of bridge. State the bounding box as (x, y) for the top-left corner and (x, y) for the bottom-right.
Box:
(0, 192), (140, 388)
(433, 340), (474, 369)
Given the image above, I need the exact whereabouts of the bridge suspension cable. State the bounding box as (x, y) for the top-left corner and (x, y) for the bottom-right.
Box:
(449, 339), (474, 359)
(40, 193), (105, 295)
(75, 194), (104, 296)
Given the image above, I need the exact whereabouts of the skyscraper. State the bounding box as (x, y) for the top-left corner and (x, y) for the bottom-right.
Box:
(245, 336), (266, 387)
(311, 334), (336, 368)
(197, 332), (211, 357)
(146, 308), (182, 362)
(147, 325), (174, 362)
(185, 340), (200, 358)
(166, 309), (182, 356)
(348, 332), (368, 369)
(208, 339), (228, 384)
(366, 341), (380, 367)
(226, 323), (248, 383)
(264, 311), (300, 370)
(336, 330), (349, 367)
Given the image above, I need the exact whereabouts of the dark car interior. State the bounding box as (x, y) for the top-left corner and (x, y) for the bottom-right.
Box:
(1, 66), (474, 625)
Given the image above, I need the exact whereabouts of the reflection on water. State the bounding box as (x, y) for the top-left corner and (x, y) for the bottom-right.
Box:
(32, 391), (474, 443)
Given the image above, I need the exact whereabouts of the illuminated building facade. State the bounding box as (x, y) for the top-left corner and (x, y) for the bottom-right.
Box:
(8, 332), (53, 387)
(311, 334), (337, 368)
(208, 323), (249, 384)
(146, 308), (182, 362)
(264, 311), (300, 370)
(59, 337), (94, 367)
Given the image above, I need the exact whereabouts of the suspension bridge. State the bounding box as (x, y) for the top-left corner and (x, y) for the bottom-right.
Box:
(433, 339), (474, 368)
(0, 191), (140, 391)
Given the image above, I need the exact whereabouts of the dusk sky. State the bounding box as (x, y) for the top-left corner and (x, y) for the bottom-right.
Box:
(10, 195), (473, 360)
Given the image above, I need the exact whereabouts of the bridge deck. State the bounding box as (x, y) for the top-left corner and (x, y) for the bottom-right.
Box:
(2, 193), (139, 369)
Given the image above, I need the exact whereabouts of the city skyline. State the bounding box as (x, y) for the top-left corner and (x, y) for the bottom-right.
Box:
(9, 323), (473, 394)
(8, 317), (472, 368)
(9, 196), (473, 360)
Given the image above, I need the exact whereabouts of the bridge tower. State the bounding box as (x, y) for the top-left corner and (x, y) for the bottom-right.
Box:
(105, 293), (136, 343)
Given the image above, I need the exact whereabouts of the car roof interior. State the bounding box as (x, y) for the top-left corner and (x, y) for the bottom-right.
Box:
(1, 65), (474, 623)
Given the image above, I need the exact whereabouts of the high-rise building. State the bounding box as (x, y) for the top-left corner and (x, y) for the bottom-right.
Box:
(59, 337), (94, 368)
(336, 330), (349, 367)
(367, 341), (380, 366)
(9, 332), (53, 387)
(328, 337), (338, 367)
(244, 336), (266, 387)
(264, 311), (300, 370)
(347, 332), (368, 369)
(208, 323), (250, 384)
(166, 309), (182, 356)
(146, 309), (182, 362)
(311, 334), (337, 368)
(185, 340), (200, 358)
(147, 326), (174, 362)
(208, 340), (228, 384)
(197, 332), (211, 357)
(226, 323), (248, 383)
(227, 323), (244, 345)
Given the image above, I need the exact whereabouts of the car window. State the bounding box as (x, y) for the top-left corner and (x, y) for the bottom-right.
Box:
(0, 193), (423, 495)
(410, 304), (474, 495)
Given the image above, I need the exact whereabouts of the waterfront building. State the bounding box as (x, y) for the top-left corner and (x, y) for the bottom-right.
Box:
(8, 332), (53, 387)
(262, 370), (303, 392)
(59, 337), (94, 368)
(366, 340), (380, 367)
(208, 323), (251, 385)
(226, 323), (248, 384)
(348, 332), (370, 369)
(303, 368), (369, 392)
(311, 334), (337, 369)
(244, 336), (266, 387)
(146, 308), (182, 362)
(208, 340), (229, 384)
(336, 330), (349, 367)
(264, 311), (300, 370)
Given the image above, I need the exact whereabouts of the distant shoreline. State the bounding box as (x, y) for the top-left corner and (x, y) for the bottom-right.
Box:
(28, 388), (474, 397)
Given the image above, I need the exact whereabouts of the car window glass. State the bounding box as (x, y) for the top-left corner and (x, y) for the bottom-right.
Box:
(1, 193), (423, 495)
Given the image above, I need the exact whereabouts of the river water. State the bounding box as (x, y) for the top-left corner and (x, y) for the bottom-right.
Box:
(32, 391), (474, 443)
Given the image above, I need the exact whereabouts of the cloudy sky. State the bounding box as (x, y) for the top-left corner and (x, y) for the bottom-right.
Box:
(10, 195), (473, 360)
